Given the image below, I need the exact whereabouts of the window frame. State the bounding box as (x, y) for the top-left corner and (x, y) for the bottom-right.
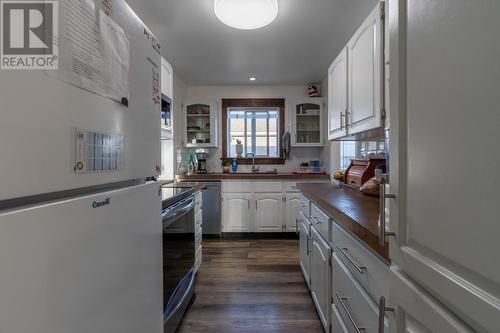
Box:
(222, 98), (285, 165)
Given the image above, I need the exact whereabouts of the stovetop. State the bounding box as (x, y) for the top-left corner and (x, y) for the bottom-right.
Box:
(161, 187), (194, 209)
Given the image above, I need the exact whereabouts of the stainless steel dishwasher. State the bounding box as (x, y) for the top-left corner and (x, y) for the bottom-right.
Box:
(178, 180), (221, 236)
(199, 180), (222, 235)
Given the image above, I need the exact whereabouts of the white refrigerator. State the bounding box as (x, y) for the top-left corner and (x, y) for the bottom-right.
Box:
(0, 0), (163, 332)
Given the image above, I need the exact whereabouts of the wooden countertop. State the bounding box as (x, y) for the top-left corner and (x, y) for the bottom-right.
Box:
(297, 182), (389, 262)
(176, 173), (330, 180)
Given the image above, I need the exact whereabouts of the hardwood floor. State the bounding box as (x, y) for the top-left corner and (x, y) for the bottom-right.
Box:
(177, 239), (324, 333)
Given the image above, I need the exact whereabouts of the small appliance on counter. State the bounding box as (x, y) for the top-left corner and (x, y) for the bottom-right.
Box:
(344, 158), (385, 190)
(195, 149), (208, 174)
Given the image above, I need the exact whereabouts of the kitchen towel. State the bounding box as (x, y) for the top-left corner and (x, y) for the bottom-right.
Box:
(282, 132), (291, 159)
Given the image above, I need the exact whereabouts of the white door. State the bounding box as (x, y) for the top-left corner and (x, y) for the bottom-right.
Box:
(299, 214), (311, 288)
(161, 57), (173, 98)
(328, 48), (348, 140)
(388, 1), (500, 332)
(254, 193), (282, 232)
(222, 193), (253, 232)
(310, 225), (332, 331)
(285, 193), (301, 232)
(347, 2), (384, 135)
(0, 182), (163, 333)
(389, 267), (473, 333)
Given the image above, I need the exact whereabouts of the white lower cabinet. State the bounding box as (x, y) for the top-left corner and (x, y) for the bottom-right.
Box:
(285, 193), (301, 232)
(222, 193), (253, 232)
(389, 266), (474, 333)
(221, 180), (326, 233)
(254, 193), (282, 232)
(310, 225), (332, 332)
(332, 253), (388, 333)
(299, 212), (311, 289)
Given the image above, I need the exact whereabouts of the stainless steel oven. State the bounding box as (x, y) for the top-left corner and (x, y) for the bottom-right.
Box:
(162, 195), (196, 332)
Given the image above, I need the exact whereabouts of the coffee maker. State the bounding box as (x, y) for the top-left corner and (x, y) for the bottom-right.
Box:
(195, 149), (208, 174)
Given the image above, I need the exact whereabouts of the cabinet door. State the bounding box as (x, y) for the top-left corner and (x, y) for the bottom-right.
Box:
(183, 100), (218, 148)
(254, 193), (282, 232)
(222, 193), (253, 232)
(389, 1), (500, 332)
(347, 2), (383, 135)
(328, 48), (348, 140)
(292, 99), (324, 146)
(389, 267), (473, 333)
(161, 57), (173, 98)
(299, 216), (311, 288)
(310, 225), (332, 331)
(285, 193), (301, 232)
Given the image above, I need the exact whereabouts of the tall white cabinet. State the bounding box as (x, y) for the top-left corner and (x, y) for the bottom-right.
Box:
(388, 0), (500, 332)
(347, 2), (384, 135)
(327, 2), (385, 140)
(328, 49), (348, 140)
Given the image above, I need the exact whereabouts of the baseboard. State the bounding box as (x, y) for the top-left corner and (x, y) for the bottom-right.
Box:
(205, 232), (299, 240)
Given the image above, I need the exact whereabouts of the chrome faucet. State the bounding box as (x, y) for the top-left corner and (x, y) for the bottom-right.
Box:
(245, 152), (259, 173)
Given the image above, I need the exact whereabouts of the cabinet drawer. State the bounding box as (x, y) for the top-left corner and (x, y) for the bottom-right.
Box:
(311, 203), (330, 242)
(253, 181), (283, 192)
(299, 194), (310, 218)
(332, 304), (350, 333)
(283, 182), (299, 192)
(311, 203), (329, 224)
(333, 222), (389, 303)
(222, 181), (252, 193)
(332, 254), (387, 333)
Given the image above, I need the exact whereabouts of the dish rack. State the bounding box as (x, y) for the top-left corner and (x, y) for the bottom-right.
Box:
(292, 166), (326, 174)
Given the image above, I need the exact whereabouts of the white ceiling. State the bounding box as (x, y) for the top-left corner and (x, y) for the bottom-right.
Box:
(126, 0), (378, 85)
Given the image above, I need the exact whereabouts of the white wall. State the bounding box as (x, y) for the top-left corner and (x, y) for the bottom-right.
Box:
(160, 72), (187, 179)
(320, 76), (341, 174)
(183, 85), (329, 173)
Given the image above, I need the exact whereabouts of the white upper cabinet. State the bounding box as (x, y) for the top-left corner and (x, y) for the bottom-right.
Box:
(328, 48), (348, 140)
(254, 193), (283, 232)
(327, 2), (384, 140)
(183, 100), (218, 148)
(161, 57), (173, 98)
(347, 2), (384, 135)
(388, 0), (500, 332)
(292, 99), (324, 146)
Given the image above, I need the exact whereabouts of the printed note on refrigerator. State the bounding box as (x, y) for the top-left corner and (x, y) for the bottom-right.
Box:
(48, 0), (129, 104)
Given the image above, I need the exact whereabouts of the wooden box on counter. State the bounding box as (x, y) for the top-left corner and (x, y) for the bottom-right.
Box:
(344, 158), (385, 189)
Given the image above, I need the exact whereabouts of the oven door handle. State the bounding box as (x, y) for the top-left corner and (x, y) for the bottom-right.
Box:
(162, 196), (195, 228)
(164, 269), (196, 323)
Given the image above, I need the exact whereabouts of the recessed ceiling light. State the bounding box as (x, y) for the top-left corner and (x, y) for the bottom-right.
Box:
(249, 77), (256, 81)
(214, 0), (279, 30)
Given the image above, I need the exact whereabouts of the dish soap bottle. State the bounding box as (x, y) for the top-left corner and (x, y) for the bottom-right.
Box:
(231, 158), (238, 172)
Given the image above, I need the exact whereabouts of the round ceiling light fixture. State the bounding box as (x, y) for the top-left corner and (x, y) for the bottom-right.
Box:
(249, 77), (256, 81)
(214, 0), (279, 30)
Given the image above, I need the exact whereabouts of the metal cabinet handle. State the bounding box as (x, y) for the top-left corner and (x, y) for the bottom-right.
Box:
(336, 292), (363, 333)
(296, 219), (299, 235)
(311, 216), (321, 225)
(248, 200), (250, 210)
(378, 296), (394, 333)
(379, 178), (396, 246)
(340, 112), (345, 131)
(335, 245), (366, 274)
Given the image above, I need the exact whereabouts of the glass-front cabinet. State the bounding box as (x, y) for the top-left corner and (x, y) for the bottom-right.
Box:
(292, 99), (324, 146)
(183, 100), (218, 148)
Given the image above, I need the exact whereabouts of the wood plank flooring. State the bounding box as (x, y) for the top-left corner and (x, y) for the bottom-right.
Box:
(177, 239), (324, 333)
